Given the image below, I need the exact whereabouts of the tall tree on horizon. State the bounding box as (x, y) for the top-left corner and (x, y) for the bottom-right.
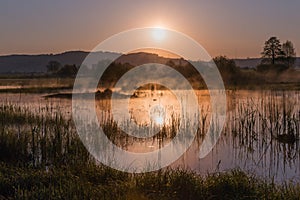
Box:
(261, 37), (282, 65)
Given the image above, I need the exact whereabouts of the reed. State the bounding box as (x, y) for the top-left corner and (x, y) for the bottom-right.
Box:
(0, 90), (299, 199)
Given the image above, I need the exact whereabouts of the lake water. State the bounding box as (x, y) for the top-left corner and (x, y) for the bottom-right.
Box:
(1, 89), (299, 182)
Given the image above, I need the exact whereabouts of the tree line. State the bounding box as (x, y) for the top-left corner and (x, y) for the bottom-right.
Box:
(45, 36), (297, 87)
(46, 61), (78, 76)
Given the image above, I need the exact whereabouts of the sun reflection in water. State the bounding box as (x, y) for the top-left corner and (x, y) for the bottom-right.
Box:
(150, 104), (165, 126)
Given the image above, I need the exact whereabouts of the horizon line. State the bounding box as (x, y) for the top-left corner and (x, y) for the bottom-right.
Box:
(0, 49), (269, 60)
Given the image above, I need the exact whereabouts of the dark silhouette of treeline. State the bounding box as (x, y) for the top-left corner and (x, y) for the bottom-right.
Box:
(78, 54), (300, 89)
(46, 61), (78, 77)
(45, 51), (299, 89)
(40, 36), (300, 89)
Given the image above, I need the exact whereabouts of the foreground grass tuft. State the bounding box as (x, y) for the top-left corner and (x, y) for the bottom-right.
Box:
(1, 164), (300, 199)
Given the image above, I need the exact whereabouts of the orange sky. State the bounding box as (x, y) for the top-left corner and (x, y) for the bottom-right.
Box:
(0, 0), (299, 58)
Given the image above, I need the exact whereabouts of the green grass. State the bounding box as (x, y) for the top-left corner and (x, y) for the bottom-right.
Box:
(1, 163), (300, 199)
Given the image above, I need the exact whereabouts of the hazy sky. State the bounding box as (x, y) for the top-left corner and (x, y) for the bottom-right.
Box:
(1, 0), (299, 58)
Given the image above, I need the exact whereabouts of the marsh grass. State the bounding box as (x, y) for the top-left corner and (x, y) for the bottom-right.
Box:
(1, 163), (300, 199)
(0, 91), (300, 199)
(227, 91), (300, 168)
(0, 104), (89, 167)
(136, 168), (300, 200)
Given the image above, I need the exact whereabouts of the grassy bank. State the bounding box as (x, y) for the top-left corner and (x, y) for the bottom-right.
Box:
(0, 74), (300, 95)
(1, 163), (300, 199)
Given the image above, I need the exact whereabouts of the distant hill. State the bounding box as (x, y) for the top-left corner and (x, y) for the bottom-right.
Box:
(0, 51), (299, 73)
(0, 51), (120, 73)
(114, 52), (188, 66)
(0, 51), (192, 74)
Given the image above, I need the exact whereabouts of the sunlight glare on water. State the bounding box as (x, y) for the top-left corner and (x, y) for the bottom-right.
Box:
(150, 104), (165, 125)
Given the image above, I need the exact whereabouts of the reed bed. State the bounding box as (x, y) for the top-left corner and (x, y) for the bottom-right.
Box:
(226, 90), (300, 173)
(0, 90), (300, 199)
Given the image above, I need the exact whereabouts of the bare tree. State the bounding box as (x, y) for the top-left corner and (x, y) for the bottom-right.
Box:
(282, 40), (296, 68)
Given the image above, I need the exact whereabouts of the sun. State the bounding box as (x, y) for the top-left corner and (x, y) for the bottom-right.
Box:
(151, 27), (167, 42)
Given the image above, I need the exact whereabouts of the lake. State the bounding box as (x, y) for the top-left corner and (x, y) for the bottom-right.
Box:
(1, 89), (299, 182)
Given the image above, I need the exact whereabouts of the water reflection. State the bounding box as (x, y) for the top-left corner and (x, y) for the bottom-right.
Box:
(0, 90), (299, 181)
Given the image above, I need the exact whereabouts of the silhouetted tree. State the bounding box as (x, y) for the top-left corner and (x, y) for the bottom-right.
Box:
(213, 56), (238, 74)
(261, 37), (282, 64)
(57, 64), (78, 76)
(282, 40), (296, 68)
(46, 61), (61, 73)
(213, 56), (239, 85)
